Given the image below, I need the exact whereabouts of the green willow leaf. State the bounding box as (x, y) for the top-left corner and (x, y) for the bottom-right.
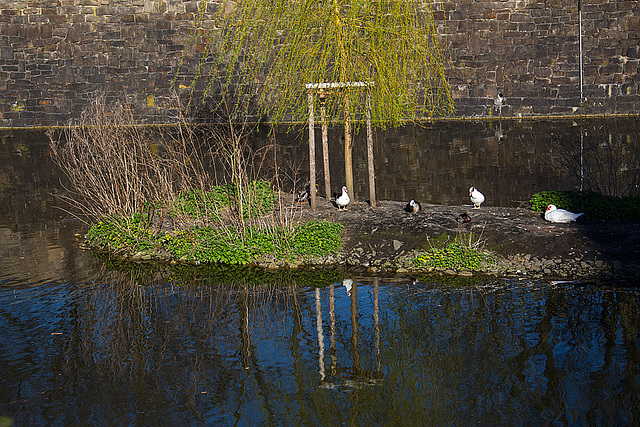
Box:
(180, 0), (454, 128)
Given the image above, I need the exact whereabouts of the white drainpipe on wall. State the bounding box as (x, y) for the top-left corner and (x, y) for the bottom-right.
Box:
(579, 0), (584, 191)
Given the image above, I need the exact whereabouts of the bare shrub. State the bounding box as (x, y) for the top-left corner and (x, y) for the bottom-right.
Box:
(545, 118), (640, 198)
(49, 93), (210, 222)
(49, 92), (302, 246)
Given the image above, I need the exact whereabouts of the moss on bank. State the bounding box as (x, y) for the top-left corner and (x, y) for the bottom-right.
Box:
(413, 242), (495, 271)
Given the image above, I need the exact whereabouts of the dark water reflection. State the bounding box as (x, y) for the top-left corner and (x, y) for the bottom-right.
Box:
(1, 277), (640, 425)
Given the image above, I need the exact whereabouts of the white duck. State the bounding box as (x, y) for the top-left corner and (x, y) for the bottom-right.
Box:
(544, 204), (584, 223)
(336, 186), (350, 210)
(469, 186), (485, 209)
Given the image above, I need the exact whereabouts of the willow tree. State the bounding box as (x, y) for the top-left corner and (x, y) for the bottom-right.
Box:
(183, 0), (454, 203)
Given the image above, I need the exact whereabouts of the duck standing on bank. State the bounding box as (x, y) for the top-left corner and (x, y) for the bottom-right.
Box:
(544, 204), (584, 223)
(469, 186), (485, 209)
(296, 184), (311, 204)
(405, 199), (422, 213)
(336, 186), (350, 210)
(296, 182), (318, 204)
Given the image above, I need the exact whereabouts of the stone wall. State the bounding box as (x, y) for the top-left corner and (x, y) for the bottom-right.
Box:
(0, 0), (209, 127)
(434, 0), (640, 117)
(0, 0), (638, 128)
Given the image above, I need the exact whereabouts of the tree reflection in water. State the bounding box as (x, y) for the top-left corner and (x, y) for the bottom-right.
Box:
(2, 266), (640, 425)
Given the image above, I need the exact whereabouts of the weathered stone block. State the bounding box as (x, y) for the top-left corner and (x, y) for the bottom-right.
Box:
(95, 6), (116, 16)
(0, 45), (13, 59)
(0, 0), (636, 127)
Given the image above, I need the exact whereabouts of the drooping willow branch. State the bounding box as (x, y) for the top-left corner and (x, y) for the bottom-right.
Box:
(178, 0), (454, 128)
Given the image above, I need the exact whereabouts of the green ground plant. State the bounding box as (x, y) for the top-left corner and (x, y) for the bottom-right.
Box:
(530, 190), (640, 220)
(86, 214), (160, 254)
(413, 242), (494, 271)
(292, 220), (344, 257)
(413, 231), (494, 271)
(164, 225), (289, 264)
(86, 219), (343, 265)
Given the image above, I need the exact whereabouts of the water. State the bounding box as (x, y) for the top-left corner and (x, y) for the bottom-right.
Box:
(2, 277), (640, 425)
(1, 123), (640, 424)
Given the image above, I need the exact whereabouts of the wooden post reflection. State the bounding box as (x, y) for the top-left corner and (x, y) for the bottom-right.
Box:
(315, 287), (326, 381)
(240, 283), (251, 369)
(350, 279), (360, 375)
(329, 283), (337, 376)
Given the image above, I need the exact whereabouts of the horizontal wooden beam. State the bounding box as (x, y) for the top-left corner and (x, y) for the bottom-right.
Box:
(305, 81), (374, 91)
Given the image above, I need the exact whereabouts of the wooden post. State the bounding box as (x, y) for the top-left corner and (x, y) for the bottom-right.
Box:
(344, 96), (354, 200)
(308, 92), (317, 208)
(320, 94), (331, 200)
(304, 81), (372, 207)
(366, 90), (376, 207)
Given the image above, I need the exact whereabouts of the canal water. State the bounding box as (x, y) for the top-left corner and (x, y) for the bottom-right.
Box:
(1, 121), (639, 425)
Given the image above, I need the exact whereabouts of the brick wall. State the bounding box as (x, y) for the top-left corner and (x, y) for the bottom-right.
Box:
(0, 0), (638, 127)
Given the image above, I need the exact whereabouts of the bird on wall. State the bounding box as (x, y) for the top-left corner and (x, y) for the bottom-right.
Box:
(469, 186), (485, 209)
(544, 204), (584, 223)
(494, 92), (506, 114)
(336, 186), (350, 210)
(405, 199), (422, 213)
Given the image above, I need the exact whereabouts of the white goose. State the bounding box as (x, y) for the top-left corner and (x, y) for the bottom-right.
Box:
(544, 204), (584, 223)
(469, 186), (485, 209)
(336, 186), (350, 210)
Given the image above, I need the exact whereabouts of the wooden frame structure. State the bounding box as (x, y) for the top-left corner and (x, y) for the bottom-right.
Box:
(305, 82), (376, 209)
